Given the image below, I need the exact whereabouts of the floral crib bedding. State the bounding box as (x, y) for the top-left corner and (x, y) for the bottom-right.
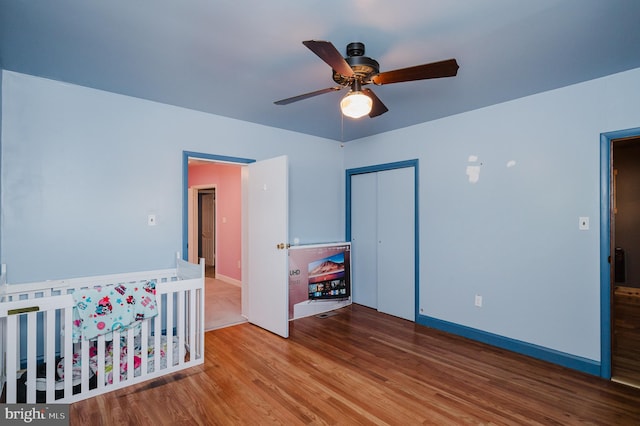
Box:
(71, 280), (158, 342)
(49, 334), (180, 390)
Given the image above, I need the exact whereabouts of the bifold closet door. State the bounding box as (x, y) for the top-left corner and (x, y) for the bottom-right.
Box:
(351, 172), (378, 309)
(376, 167), (415, 321)
(350, 167), (415, 321)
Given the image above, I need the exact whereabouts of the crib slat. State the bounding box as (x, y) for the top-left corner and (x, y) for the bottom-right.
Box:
(63, 306), (73, 400)
(97, 336), (106, 390)
(5, 314), (17, 403)
(199, 286), (205, 359)
(126, 327), (135, 381)
(81, 339), (90, 394)
(26, 311), (37, 403)
(177, 290), (185, 365)
(189, 289), (196, 361)
(15, 307), (21, 380)
(140, 319), (149, 376)
(153, 296), (162, 372)
(0, 316), (5, 395)
(165, 293), (174, 369)
(112, 330), (121, 385)
(45, 309), (56, 402)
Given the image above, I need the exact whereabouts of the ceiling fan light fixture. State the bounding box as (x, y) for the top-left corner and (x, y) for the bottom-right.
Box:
(340, 90), (372, 118)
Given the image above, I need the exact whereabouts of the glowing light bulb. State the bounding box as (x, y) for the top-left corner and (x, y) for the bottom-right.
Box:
(340, 91), (373, 118)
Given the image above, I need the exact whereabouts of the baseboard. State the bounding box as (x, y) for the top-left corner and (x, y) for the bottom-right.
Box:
(612, 376), (640, 389)
(417, 314), (601, 377)
(215, 274), (241, 287)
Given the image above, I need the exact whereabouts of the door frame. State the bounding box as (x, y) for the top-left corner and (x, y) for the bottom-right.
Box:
(182, 151), (254, 261)
(183, 151), (290, 336)
(345, 159), (420, 319)
(183, 151), (254, 317)
(600, 126), (640, 379)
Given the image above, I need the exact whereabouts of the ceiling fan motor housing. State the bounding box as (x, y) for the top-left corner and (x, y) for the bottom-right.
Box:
(346, 42), (365, 57)
(332, 42), (379, 85)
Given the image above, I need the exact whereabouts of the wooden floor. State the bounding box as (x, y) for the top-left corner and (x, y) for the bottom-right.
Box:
(70, 304), (640, 425)
(613, 286), (640, 386)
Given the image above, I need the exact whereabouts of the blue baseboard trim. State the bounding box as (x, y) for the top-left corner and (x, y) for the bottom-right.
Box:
(417, 314), (601, 377)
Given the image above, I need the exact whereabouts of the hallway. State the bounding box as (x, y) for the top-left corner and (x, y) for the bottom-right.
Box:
(204, 267), (246, 330)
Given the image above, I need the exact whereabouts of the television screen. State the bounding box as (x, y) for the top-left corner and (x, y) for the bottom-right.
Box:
(307, 249), (350, 300)
(288, 242), (352, 319)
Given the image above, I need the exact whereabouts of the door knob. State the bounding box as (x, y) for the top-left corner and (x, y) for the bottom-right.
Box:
(276, 243), (291, 250)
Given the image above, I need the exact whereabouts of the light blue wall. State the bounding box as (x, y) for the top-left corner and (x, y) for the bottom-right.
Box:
(0, 71), (344, 283)
(343, 67), (640, 362)
(3, 66), (640, 369)
(0, 74), (3, 264)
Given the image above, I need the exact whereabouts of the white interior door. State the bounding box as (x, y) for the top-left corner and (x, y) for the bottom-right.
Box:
(201, 192), (215, 266)
(247, 155), (289, 338)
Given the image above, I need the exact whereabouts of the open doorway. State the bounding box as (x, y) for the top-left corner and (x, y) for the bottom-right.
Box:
(611, 135), (640, 387)
(183, 151), (291, 338)
(187, 156), (247, 330)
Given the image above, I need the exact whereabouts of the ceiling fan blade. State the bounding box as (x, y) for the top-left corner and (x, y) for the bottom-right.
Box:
(371, 58), (459, 85)
(274, 86), (343, 105)
(302, 40), (355, 78)
(363, 88), (388, 118)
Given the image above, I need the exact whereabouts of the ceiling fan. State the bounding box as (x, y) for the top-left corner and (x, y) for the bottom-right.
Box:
(274, 40), (459, 119)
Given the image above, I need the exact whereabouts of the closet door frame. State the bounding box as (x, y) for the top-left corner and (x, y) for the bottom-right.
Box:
(345, 159), (419, 320)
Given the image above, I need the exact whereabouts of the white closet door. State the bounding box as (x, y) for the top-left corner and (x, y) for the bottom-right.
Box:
(351, 173), (378, 309)
(376, 167), (415, 321)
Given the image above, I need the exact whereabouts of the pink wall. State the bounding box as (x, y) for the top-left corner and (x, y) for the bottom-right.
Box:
(188, 162), (242, 282)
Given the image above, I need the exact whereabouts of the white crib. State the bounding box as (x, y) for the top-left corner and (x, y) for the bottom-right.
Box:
(0, 255), (205, 404)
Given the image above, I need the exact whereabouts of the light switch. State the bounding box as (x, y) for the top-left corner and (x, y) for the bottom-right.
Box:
(148, 214), (157, 226)
(579, 216), (589, 230)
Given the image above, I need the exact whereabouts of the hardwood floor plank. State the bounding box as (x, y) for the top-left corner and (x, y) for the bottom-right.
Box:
(70, 304), (640, 425)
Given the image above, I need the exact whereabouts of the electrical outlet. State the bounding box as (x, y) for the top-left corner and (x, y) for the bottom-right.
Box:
(475, 294), (483, 307)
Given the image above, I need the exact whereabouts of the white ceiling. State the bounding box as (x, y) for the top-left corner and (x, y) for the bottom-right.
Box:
(1, 0), (639, 142)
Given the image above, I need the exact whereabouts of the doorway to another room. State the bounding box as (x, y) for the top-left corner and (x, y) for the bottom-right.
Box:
(609, 134), (640, 387)
(187, 158), (247, 331)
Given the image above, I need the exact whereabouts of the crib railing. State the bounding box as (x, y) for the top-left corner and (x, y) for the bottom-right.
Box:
(0, 258), (205, 403)
(0, 293), (75, 403)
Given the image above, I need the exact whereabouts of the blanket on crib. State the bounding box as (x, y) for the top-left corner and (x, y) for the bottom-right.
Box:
(14, 334), (181, 402)
(72, 280), (157, 341)
(54, 335), (180, 386)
